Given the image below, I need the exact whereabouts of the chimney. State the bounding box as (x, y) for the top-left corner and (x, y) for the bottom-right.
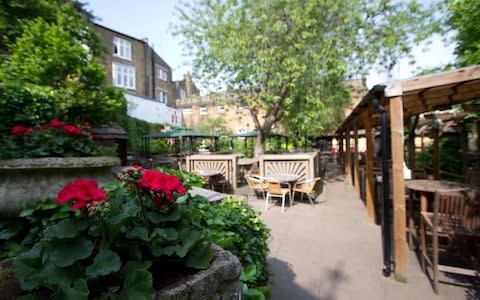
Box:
(184, 72), (192, 96)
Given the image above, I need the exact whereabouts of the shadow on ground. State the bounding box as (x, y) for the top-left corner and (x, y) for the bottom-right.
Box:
(269, 257), (348, 300)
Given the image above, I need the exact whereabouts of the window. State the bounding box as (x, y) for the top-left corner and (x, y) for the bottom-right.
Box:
(112, 62), (135, 89)
(155, 88), (168, 103)
(218, 106), (225, 112)
(113, 37), (132, 60)
(171, 111), (178, 124)
(155, 65), (168, 81)
(199, 107), (207, 115)
(182, 108), (192, 114)
(179, 88), (186, 99)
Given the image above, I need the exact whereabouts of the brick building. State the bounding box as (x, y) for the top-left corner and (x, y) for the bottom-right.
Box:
(94, 24), (199, 126)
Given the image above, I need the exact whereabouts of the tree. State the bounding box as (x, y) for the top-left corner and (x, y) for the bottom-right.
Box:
(447, 0), (480, 66)
(0, 1), (124, 130)
(175, 0), (441, 156)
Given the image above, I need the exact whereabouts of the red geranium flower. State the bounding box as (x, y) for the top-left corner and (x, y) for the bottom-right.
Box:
(63, 125), (84, 135)
(138, 169), (186, 206)
(49, 119), (64, 128)
(11, 125), (33, 136)
(57, 179), (107, 211)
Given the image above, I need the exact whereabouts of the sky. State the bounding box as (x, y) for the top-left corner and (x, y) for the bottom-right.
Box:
(85, 0), (457, 90)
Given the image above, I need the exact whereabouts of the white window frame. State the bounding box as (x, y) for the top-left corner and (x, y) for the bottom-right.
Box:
(199, 107), (208, 115)
(179, 88), (186, 99)
(155, 65), (168, 81)
(155, 88), (168, 103)
(113, 37), (132, 60)
(182, 108), (192, 114)
(112, 62), (135, 89)
(218, 106), (225, 112)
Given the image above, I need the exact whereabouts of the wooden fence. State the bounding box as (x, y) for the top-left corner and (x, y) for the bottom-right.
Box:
(186, 154), (241, 191)
(259, 152), (321, 181)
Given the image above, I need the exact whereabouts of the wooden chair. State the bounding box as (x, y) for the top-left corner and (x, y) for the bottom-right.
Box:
(293, 177), (323, 205)
(245, 175), (267, 202)
(192, 170), (211, 189)
(265, 180), (290, 213)
(210, 173), (228, 193)
(420, 190), (480, 293)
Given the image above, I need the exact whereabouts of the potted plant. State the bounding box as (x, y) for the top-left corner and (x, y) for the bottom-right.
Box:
(10, 166), (238, 299)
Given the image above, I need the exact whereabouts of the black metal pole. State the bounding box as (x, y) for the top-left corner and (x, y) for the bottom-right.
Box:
(372, 85), (392, 277)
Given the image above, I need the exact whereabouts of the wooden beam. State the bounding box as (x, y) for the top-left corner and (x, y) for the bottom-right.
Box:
(433, 126), (440, 179)
(364, 110), (376, 223)
(389, 96), (408, 281)
(354, 123), (361, 199)
(345, 129), (352, 185)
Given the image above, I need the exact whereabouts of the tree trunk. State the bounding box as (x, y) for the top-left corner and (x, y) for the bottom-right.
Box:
(254, 132), (267, 157)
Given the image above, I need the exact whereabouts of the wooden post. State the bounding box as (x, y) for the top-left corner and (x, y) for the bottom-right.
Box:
(338, 133), (344, 165)
(354, 123), (361, 199)
(389, 96), (407, 281)
(433, 126), (440, 180)
(364, 110), (376, 223)
(345, 129), (352, 184)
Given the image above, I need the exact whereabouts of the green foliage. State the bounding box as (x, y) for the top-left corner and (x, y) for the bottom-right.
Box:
(175, 0), (441, 155)
(0, 82), (59, 134)
(196, 116), (230, 135)
(189, 197), (271, 293)
(149, 139), (170, 155)
(447, 0), (480, 66)
(0, 1), (125, 129)
(12, 178), (213, 299)
(115, 115), (164, 155)
(0, 198), (74, 261)
(0, 122), (107, 159)
(415, 135), (463, 178)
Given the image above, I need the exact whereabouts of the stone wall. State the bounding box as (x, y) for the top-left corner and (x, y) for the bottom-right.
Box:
(0, 156), (120, 215)
(156, 244), (242, 300)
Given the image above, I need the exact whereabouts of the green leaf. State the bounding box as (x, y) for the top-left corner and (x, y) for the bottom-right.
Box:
(175, 194), (189, 204)
(53, 278), (89, 300)
(147, 207), (180, 224)
(46, 238), (94, 267)
(0, 222), (22, 239)
(151, 227), (178, 241)
(86, 249), (121, 279)
(115, 261), (154, 300)
(43, 219), (88, 240)
(186, 243), (212, 269)
(18, 295), (50, 300)
(240, 264), (257, 282)
(13, 244), (43, 290)
(127, 227), (149, 241)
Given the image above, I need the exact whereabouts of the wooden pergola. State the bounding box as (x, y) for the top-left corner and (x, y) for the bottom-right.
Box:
(336, 65), (480, 281)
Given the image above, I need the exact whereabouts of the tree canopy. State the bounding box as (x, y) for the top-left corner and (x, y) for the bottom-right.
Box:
(447, 0), (480, 66)
(0, 0), (124, 132)
(175, 0), (442, 156)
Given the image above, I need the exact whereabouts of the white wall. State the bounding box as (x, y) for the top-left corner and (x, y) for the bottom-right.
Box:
(125, 93), (182, 126)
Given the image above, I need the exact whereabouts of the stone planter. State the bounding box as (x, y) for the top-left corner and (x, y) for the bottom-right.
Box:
(0, 156), (120, 215)
(156, 244), (242, 300)
(0, 245), (241, 300)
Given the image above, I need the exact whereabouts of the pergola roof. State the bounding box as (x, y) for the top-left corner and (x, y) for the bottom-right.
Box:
(143, 129), (217, 139)
(230, 130), (287, 138)
(337, 65), (480, 132)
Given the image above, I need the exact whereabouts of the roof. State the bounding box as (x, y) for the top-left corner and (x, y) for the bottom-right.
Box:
(336, 65), (480, 133)
(230, 130), (287, 138)
(90, 125), (127, 139)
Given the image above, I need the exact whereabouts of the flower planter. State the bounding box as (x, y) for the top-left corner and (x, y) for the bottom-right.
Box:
(0, 245), (241, 300)
(0, 156), (120, 216)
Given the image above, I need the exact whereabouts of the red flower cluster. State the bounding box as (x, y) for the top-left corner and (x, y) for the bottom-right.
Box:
(122, 167), (186, 206)
(57, 179), (107, 210)
(11, 126), (33, 136)
(10, 119), (85, 136)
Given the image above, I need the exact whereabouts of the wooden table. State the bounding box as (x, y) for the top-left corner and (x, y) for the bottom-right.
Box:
(405, 179), (472, 248)
(195, 170), (223, 190)
(265, 174), (299, 203)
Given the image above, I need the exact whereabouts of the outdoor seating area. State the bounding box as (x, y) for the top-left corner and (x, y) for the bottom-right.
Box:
(336, 65), (480, 293)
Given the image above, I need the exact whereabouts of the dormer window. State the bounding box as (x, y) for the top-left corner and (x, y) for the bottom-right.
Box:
(113, 37), (132, 60)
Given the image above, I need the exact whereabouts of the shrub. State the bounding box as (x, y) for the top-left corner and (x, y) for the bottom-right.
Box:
(0, 82), (59, 135)
(0, 120), (105, 159)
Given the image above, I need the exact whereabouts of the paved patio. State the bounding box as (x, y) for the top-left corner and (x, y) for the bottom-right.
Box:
(234, 162), (479, 300)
